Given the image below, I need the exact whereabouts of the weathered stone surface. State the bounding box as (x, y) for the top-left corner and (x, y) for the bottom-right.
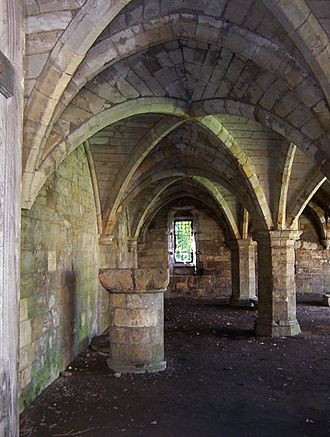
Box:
(114, 309), (158, 328)
(99, 268), (169, 292)
(295, 214), (330, 295)
(229, 239), (257, 308)
(107, 291), (165, 374)
(25, 11), (73, 34)
(100, 269), (133, 292)
(8, 0), (330, 431)
(254, 230), (302, 337)
(20, 320), (32, 348)
(24, 53), (48, 79)
(20, 145), (109, 410)
(134, 269), (169, 291)
(0, 1), (24, 434)
(99, 266), (167, 374)
(109, 293), (126, 308)
(139, 204), (232, 300)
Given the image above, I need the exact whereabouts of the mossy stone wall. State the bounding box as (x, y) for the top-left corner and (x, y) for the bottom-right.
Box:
(19, 146), (109, 409)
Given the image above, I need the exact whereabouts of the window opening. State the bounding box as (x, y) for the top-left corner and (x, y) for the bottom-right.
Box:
(174, 220), (195, 264)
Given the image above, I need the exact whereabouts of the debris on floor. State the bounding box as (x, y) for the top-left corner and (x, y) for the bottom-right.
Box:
(20, 300), (330, 437)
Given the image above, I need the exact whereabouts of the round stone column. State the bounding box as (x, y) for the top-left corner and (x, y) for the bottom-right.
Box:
(99, 268), (169, 373)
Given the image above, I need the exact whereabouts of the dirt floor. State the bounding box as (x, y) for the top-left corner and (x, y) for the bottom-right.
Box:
(20, 299), (330, 437)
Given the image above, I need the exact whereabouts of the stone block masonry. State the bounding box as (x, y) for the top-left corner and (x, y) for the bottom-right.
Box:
(0, 0), (24, 435)
(254, 230), (301, 337)
(100, 268), (169, 374)
(138, 203), (232, 300)
(229, 239), (257, 308)
(19, 145), (109, 409)
(295, 214), (330, 296)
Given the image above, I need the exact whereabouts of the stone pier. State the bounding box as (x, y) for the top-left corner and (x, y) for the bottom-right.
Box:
(99, 268), (169, 373)
(229, 239), (257, 307)
(254, 230), (301, 337)
(0, 0), (24, 434)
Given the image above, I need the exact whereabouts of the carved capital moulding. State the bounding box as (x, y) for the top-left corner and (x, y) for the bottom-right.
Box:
(99, 268), (169, 293)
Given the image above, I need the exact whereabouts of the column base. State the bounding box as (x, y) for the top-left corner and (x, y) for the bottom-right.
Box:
(255, 319), (301, 337)
(107, 359), (167, 374)
(230, 297), (255, 308)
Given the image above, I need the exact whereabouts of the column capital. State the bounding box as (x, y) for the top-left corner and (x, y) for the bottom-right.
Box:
(253, 229), (302, 243)
(226, 238), (256, 250)
(127, 237), (138, 252)
(99, 234), (115, 245)
(99, 268), (170, 293)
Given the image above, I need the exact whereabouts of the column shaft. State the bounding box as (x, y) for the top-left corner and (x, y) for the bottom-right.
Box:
(254, 230), (301, 337)
(230, 239), (256, 307)
(108, 291), (165, 373)
(100, 268), (169, 373)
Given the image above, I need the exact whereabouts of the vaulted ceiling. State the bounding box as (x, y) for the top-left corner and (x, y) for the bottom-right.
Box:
(23, 0), (330, 240)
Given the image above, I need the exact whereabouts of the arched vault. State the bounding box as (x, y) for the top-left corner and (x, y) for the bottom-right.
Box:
(23, 0), (330, 237)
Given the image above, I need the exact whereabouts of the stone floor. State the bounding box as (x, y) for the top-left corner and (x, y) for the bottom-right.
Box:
(20, 299), (330, 437)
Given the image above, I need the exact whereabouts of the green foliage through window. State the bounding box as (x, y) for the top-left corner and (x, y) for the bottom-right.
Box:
(174, 220), (193, 263)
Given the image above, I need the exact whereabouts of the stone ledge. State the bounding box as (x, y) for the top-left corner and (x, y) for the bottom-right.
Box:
(99, 268), (169, 293)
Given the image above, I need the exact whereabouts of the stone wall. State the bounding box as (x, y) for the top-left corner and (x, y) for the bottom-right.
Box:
(19, 145), (109, 409)
(138, 204), (232, 300)
(295, 214), (330, 295)
(100, 210), (138, 270)
(0, 0), (24, 435)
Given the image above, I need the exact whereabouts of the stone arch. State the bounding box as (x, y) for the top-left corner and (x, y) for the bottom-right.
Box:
(23, 96), (328, 235)
(288, 168), (327, 228)
(131, 178), (184, 239)
(23, 97), (267, 227)
(103, 115), (185, 234)
(22, 97), (189, 209)
(191, 100), (326, 166)
(23, 0), (131, 172)
(117, 163), (265, 236)
(261, 0), (330, 104)
(276, 143), (297, 229)
(83, 140), (102, 236)
(131, 176), (240, 240)
(192, 177), (240, 240)
(116, 153), (269, 236)
(139, 189), (232, 245)
(102, 114), (255, 235)
(23, 10), (329, 206)
(197, 114), (273, 231)
(241, 208), (250, 240)
(306, 201), (328, 245)
(48, 95), (329, 200)
(58, 12), (325, 123)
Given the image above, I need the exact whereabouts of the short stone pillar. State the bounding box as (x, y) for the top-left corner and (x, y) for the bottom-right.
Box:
(253, 230), (301, 337)
(229, 239), (257, 307)
(99, 268), (169, 373)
